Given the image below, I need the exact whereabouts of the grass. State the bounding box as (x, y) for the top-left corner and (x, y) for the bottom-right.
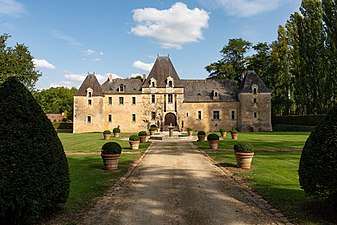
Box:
(194, 131), (309, 150)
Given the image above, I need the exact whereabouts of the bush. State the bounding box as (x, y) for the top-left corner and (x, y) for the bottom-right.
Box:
(129, 135), (140, 141)
(231, 129), (239, 134)
(234, 142), (254, 153)
(272, 114), (325, 126)
(52, 122), (73, 130)
(272, 124), (315, 132)
(207, 133), (219, 140)
(0, 78), (70, 224)
(187, 127), (193, 131)
(138, 131), (148, 136)
(113, 127), (120, 133)
(149, 127), (157, 131)
(101, 142), (122, 154)
(219, 128), (226, 132)
(103, 130), (111, 134)
(299, 106), (337, 207)
(197, 130), (206, 135)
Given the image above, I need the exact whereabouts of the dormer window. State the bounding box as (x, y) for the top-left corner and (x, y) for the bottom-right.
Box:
(252, 85), (258, 95)
(119, 84), (125, 92)
(166, 76), (174, 88)
(168, 80), (173, 87)
(212, 90), (219, 100)
(150, 78), (157, 88)
(86, 88), (93, 98)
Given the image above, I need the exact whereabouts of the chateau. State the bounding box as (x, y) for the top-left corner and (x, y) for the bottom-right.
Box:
(73, 56), (272, 133)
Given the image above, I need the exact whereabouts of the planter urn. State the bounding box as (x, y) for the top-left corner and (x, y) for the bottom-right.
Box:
(235, 152), (254, 169)
(231, 133), (238, 140)
(221, 132), (227, 138)
(103, 134), (111, 140)
(197, 135), (206, 142)
(114, 132), (120, 138)
(139, 135), (148, 143)
(129, 140), (140, 150)
(208, 140), (219, 150)
(150, 130), (156, 135)
(101, 153), (120, 170)
(188, 131), (193, 136)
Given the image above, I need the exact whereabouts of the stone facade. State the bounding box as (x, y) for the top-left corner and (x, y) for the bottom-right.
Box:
(73, 56), (272, 133)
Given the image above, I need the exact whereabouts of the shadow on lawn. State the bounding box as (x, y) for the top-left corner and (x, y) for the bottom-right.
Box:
(215, 162), (237, 168)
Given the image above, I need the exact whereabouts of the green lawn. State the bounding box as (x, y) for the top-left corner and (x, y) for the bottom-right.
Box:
(194, 132), (309, 150)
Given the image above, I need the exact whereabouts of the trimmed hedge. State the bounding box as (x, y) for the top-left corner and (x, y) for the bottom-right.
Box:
(299, 106), (337, 207)
(272, 114), (325, 126)
(272, 124), (315, 132)
(0, 78), (70, 224)
(52, 122), (73, 130)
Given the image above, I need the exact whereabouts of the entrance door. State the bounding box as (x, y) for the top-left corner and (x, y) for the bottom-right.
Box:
(164, 113), (177, 126)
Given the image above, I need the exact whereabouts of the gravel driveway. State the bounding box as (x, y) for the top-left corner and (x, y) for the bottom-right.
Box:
(83, 139), (283, 225)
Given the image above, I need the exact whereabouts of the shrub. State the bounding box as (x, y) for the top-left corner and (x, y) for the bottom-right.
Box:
(113, 127), (120, 133)
(101, 142), (122, 154)
(103, 130), (111, 134)
(231, 129), (239, 134)
(299, 106), (337, 207)
(272, 114), (325, 126)
(219, 128), (226, 132)
(234, 142), (254, 153)
(207, 133), (219, 141)
(129, 135), (140, 141)
(187, 127), (193, 132)
(197, 130), (206, 135)
(149, 127), (157, 131)
(138, 131), (148, 136)
(0, 78), (70, 224)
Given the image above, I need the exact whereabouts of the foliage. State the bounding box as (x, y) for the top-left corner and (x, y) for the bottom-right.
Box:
(0, 77), (70, 224)
(299, 105), (337, 207)
(34, 87), (77, 120)
(272, 124), (315, 132)
(219, 128), (226, 132)
(207, 133), (219, 141)
(129, 135), (140, 141)
(101, 142), (122, 154)
(103, 130), (111, 134)
(234, 142), (254, 153)
(187, 127), (193, 131)
(272, 114), (325, 126)
(138, 131), (148, 136)
(231, 130), (238, 134)
(149, 127), (157, 131)
(52, 122), (73, 130)
(197, 130), (206, 135)
(0, 34), (41, 90)
(113, 127), (120, 133)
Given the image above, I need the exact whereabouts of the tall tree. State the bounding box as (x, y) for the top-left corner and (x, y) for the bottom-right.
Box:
(0, 34), (41, 90)
(249, 42), (271, 86)
(205, 38), (252, 80)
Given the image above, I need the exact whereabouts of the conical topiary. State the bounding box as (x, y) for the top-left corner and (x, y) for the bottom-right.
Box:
(299, 105), (337, 207)
(0, 77), (70, 224)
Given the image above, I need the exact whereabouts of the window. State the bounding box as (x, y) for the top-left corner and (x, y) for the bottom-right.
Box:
(252, 85), (258, 94)
(108, 114), (112, 122)
(151, 81), (155, 87)
(132, 114), (136, 122)
(198, 111), (202, 120)
(119, 84), (125, 92)
(168, 94), (173, 104)
(88, 91), (92, 97)
(87, 115), (92, 124)
(213, 111), (220, 120)
(254, 112), (258, 118)
(88, 99), (92, 105)
(151, 94), (155, 104)
(108, 97), (112, 105)
(231, 111), (236, 120)
(151, 112), (156, 120)
(168, 80), (173, 87)
(150, 78), (157, 87)
(253, 98), (257, 103)
(186, 112), (189, 117)
(132, 97), (136, 105)
(119, 97), (124, 105)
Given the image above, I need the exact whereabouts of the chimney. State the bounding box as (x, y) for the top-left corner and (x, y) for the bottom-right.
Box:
(108, 74), (113, 82)
(142, 74), (146, 82)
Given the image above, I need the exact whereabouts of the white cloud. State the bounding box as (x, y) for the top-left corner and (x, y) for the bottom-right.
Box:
(81, 49), (96, 55)
(131, 2), (209, 49)
(64, 72), (108, 84)
(201, 0), (284, 17)
(106, 73), (123, 79)
(33, 59), (56, 69)
(0, 0), (26, 16)
(50, 30), (83, 46)
(81, 49), (104, 62)
(132, 60), (154, 72)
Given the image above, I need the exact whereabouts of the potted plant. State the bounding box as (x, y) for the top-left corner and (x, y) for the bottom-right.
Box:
(234, 142), (254, 169)
(187, 127), (193, 136)
(219, 128), (227, 138)
(129, 135), (140, 150)
(207, 133), (220, 150)
(149, 126), (157, 135)
(231, 129), (239, 140)
(103, 130), (111, 140)
(138, 131), (148, 143)
(113, 127), (121, 137)
(197, 130), (206, 142)
(101, 142), (122, 170)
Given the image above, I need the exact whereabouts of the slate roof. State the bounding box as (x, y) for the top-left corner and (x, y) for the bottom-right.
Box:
(101, 78), (143, 94)
(142, 56), (183, 88)
(181, 79), (239, 102)
(239, 70), (271, 93)
(75, 74), (103, 96)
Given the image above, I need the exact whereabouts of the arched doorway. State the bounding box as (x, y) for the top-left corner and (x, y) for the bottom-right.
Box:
(164, 113), (177, 127)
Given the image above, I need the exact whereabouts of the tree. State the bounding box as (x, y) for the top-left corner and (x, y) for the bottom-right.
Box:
(0, 77), (70, 224)
(249, 42), (271, 86)
(205, 38), (252, 80)
(34, 87), (78, 121)
(0, 34), (41, 90)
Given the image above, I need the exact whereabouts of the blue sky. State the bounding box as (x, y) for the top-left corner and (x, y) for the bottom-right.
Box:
(0, 0), (301, 90)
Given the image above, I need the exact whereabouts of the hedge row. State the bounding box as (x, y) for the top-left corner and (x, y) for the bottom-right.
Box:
(272, 114), (326, 126)
(52, 122), (73, 130)
(272, 124), (316, 132)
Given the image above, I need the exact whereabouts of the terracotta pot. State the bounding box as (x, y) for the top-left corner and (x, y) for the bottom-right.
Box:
(150, 130), (156, 135)
(220, 132), (227, 138)
(114, 132), (120, 137)
(197, 135), (206, 142)
(139, 135), (148, 143)
(231, 133), (239, 140)
(129, 140), (140, 150)
(101, 153), (120, 170)
(208, 140), (219, 150)
(235, 152), (254, 169)
(103, 134), (111, 140)
(188, 131), (193, 136)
